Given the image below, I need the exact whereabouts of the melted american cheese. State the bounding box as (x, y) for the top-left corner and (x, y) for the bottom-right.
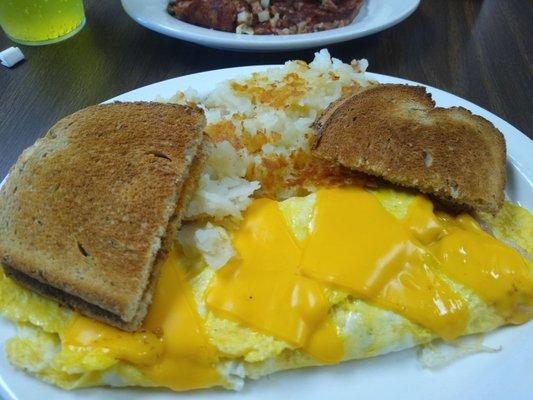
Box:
(205, 199), (344, 363)
(61, 187), (532, 391)
(64, 248), (221, 391)
(300, 188), (468, 340)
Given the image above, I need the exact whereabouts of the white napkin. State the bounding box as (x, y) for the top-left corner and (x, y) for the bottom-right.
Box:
(0, 47), (25, 67)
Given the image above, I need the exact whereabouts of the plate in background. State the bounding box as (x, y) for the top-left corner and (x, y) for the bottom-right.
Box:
(0, 65), (532, 400)
(121, 0), (420, 51)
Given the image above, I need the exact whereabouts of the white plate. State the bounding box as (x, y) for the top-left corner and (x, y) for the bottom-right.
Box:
(121, 0), (420, 51)
(1, 66), (532, 400)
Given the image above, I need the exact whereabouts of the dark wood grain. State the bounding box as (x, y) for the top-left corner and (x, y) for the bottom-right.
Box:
(0, 0), (531, 178)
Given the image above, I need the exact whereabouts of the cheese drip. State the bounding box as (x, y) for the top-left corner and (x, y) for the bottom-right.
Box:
(205, 198), (344, 363)
(63, 248), (221, 391)
(300, 188), (468, 340)
(406, 197), (533, 325)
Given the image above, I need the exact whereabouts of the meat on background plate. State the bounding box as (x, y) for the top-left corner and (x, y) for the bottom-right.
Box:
(167, 0), (364, 34)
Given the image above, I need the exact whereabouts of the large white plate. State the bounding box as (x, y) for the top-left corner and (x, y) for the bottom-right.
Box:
(121, 0), (420, 51)
(0, 66), (532, 400)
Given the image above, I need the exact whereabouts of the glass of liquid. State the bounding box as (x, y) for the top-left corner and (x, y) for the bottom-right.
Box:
(0, 0), (85, 45)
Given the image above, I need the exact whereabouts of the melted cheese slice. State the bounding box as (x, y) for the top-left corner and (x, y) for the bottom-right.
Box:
(205, 198), (344, 363)
(405, 200), (533, 325)
(300, 188), (469, 340)
(64, 248), (220, 391)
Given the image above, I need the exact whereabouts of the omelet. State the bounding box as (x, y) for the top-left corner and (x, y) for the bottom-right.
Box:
(1, 186), (531, 392)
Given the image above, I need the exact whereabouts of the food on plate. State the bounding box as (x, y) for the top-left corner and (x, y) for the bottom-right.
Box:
(0, 50), (531, 393)
(312, 84), (506, 214)
(167, 0), (364, 35)
(0, 102), (208, 331)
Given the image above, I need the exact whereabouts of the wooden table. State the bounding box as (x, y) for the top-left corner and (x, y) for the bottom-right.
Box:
(0, 0), (531, 178)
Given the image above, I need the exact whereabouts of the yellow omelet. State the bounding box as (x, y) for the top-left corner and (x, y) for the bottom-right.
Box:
(1, 187), (531, 392)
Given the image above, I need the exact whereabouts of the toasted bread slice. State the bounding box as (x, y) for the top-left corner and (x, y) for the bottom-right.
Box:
(313, 84), (506, 214)
(0, 102), (206, 330)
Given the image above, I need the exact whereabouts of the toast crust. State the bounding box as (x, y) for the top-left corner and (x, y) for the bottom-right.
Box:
(122, 137), (211, 330)
(0, 102), (206, 329)
(313, 84), (506, 214)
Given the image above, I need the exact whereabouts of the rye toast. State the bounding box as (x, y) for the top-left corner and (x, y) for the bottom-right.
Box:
(313, 84), (506, 214)
(0, 102), (206, 330)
